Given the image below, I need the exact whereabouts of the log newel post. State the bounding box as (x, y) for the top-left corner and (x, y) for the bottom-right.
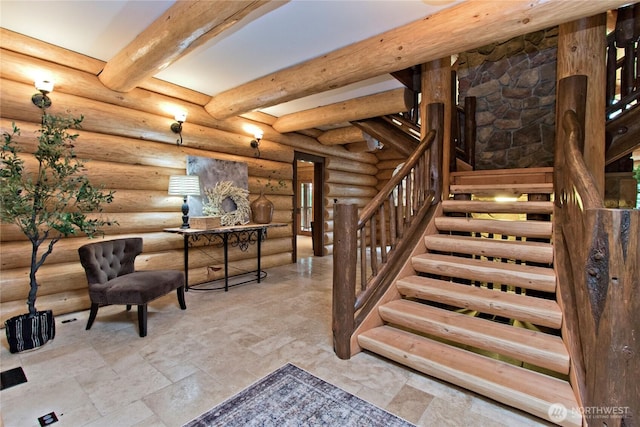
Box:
(332, 203), (358, 360)
(428, 102), (444, 204)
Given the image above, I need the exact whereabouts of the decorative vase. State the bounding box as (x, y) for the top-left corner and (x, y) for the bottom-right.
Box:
(5, 310), (55, 353)
(251, 192), (274, 224)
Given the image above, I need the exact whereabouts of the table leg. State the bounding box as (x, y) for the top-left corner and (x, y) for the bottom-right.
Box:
(257, 228), (263, 283)
(223, 233), (229, 292)
(183, 234), (189, 291)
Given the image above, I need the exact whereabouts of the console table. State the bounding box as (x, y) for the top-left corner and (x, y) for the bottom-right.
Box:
(164, 223), (287, 291)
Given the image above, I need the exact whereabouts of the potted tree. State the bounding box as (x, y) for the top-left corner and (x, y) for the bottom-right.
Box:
(1, 113), (114, 353)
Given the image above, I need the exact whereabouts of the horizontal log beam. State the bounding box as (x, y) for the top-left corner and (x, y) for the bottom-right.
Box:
(272, 89), (410, 133)
(205, 0), (630, 119)
(325, 169), (378, 186)
(318, 126), (365, 145)
(0, 232), (182, 270)
(0, 47), (375, 164)
(352, 117), (418, 157)
(326, 157), (378, 175)
(99, 0), (270, 92)
(346, 141), (376, 153)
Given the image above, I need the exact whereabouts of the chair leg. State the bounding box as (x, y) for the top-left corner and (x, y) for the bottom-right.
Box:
(86, 303), (99, 330)
(177, 286), (186, 310)
(137, 304), (147, 337)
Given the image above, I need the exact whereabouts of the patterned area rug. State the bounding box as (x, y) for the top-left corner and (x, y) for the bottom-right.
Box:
(183, 363), (414, 427)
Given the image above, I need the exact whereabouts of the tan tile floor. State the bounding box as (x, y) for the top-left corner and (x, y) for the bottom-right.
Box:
(0, 238), (550, 426)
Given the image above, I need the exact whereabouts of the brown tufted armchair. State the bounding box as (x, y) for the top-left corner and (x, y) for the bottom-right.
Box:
(78, 237), (186, 337)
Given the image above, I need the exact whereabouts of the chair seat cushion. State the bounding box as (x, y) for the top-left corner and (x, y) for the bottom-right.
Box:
(88, 270), (184, 305)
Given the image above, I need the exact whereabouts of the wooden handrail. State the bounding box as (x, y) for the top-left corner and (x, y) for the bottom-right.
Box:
(358, 130), (436, 227)
(333, 102), (444, 359)
(562, 109), (603, 210)
(605, 4), (639, 118)
(555, 74), (639, 425)
(354, 194), (434, 314)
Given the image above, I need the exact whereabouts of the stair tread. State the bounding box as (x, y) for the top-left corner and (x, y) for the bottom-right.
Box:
(358, 326), (581, 427)
(412, 253), (556, 293)
(442, 200), (554, 214)
(450, 182), (554, 195)
(424, 234), (553, 264)
(380, 299), (569, 374)
(396, 275), (562, 328)
(435, 217), (552, 238)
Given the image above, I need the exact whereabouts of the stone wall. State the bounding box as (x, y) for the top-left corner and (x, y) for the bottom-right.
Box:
(457, 28), (558, 170)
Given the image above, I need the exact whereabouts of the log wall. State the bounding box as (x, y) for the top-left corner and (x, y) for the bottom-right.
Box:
(0, 32), (380, 322)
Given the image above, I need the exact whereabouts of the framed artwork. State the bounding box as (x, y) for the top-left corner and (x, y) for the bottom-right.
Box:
(186, 156), (248, 216)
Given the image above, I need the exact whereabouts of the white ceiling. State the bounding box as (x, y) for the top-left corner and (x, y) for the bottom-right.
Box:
(0, 0), (458, 118)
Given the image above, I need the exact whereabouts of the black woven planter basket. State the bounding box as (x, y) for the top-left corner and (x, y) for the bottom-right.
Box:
(5, 310), (55, 353)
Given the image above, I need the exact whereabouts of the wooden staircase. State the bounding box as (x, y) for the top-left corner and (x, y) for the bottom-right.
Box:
(357, 168), (582, 426)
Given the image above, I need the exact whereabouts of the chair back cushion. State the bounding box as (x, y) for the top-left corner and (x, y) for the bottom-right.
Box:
(78, 238), (143, 284)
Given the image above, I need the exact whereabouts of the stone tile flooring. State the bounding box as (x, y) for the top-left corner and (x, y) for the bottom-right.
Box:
(0, 249), (550, 426)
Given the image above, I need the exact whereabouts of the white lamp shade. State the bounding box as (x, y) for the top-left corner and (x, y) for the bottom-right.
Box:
(35, 79), (54, 93)
(168, 175), (201, 196)
(174, 111), (187, 122)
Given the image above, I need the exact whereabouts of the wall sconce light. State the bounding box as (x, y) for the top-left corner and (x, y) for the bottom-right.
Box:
(170, 112), (187, 146)
(168, 175), (201, 229)
(250, 129), (263, 157)
(31, 79), (54, 109)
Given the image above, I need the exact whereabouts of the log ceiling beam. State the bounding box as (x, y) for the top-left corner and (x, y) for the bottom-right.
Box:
(205, 0), (630, 120)
(345, 141), (374, 153)
(352, 117), (419, 157)
(99, 0), (271, 92)
(318, 126), (365, 146)
(272, 88), (410, 133)
(391, 66), (421, 92)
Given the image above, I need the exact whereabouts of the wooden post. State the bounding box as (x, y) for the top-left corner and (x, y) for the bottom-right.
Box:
(584, 209), (640, 427)
(332, 203), (358, 359)
(557, 14), (607, 195)
(422, 58), (451, 202)
(428, 103), (444, 204)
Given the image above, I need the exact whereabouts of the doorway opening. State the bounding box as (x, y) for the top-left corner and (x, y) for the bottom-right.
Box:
(293, 152), (325, 261)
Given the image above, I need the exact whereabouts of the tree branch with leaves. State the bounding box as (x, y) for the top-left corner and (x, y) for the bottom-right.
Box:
(1, 114), (115, 316)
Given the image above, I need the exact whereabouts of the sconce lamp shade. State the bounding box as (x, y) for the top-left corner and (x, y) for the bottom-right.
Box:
(174, 111), (187, 122)
(168, 175), (201, 196)
(170, 112), (187, 146)
(35, 79), (54, 93)
(32, 79), (55, 109)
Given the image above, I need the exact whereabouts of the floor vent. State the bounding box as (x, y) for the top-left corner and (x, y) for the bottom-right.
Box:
(0, 366), (27, 390)
(38, 412), (59, 426)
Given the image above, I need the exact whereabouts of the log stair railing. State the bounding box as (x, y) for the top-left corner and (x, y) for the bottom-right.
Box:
(333, 103), (444, 360)
(554, 75), (638, 427)
(605, 3), (640, 166)
(355, 167), (583, 426)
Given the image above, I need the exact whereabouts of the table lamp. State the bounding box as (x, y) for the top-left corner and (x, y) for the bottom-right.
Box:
(168, 175), (201, 228)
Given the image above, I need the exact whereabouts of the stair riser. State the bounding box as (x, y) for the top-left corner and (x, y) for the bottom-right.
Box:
(379, 305), (569, 374)
(411, 257), (556, 293)
(397, 282), (562, 329)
